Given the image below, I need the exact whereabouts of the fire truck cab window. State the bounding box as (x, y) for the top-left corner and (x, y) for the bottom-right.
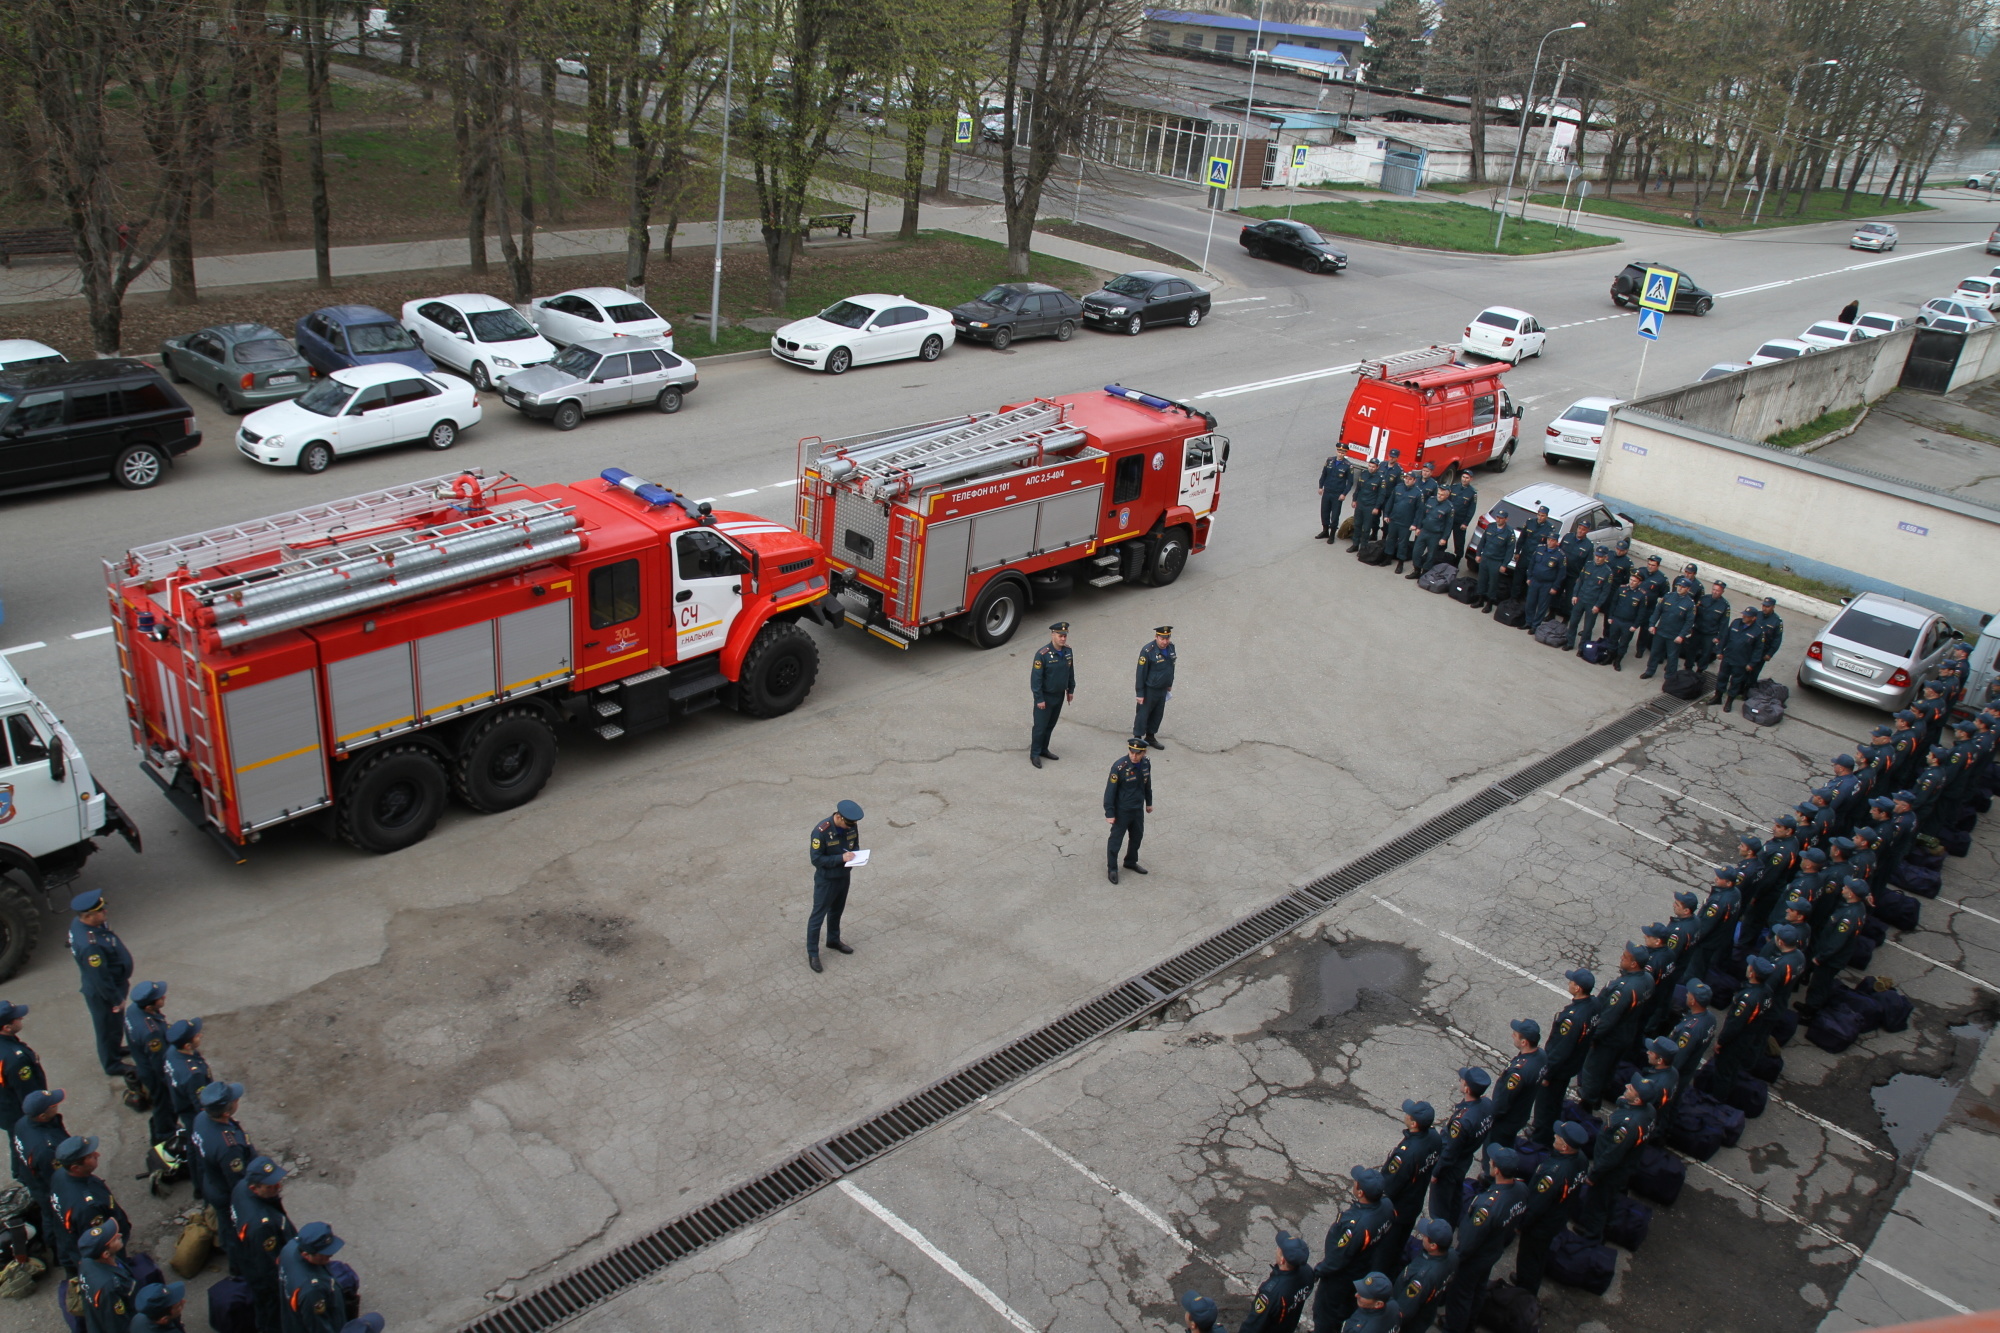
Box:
(1113, 453), (1145, 503)
(588, 559), (642, 628)
(1183, 436), (1214, 468)
(4, 712), (48, 765)
(677, 529), (741, 579)
(1473, 394), (1496, 426)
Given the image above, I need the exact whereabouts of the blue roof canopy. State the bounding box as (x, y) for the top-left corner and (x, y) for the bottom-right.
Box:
(1144, 8), (1367, 42)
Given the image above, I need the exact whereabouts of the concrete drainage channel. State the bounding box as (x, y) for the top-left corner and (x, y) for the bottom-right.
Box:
(464, 694), (1694, 1333)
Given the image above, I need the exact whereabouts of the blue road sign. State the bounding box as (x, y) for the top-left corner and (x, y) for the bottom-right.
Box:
(1637, 307), (1663, 341)
(1639, 267), (1678, 312)
(1206, 156), (1235, 189)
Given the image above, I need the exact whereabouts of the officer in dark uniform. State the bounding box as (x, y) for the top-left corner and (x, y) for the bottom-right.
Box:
(1178, 1289), (1221, 1333)
(1629, 922), (1679, 1045)
(163, 1018), (211, 1139)
(1638, 1036), (1681, 1110)
(1134, 627), (1176, 749)
(1564, 548), (1614, 653)
(1687, 579), (1731, 672)
(1575, 1079), (1655, 1242)
(132, 1280), (190, 1333)
(1710, 605), (1765, 709)
(1447, 469), (1479, 566)
(1521, 535), (1565, 631)
(68, 891), (134, 1077)
(1411, 490), (1454, 579)
(1767, 923), (1809, 1013)
(1342, 1273), (1400, 1333)
(1800, 880), (1868, 1017)
(1350, 459), (1385, 550)
(1470, 513), (1515, 612)
(1749, 596), (1785, 686)
(1680, 869), (1741, 986)
(807, 800), (865, 972)
(278, 1223), (348, 1333)
(1657, 891), (1703, 995)
(1484, 1019), (1544, 1153)
(231, 1156), (297, 1333)
(1640, 577), (1698, 679)
(50, 1134), (131, 1254)
(1508, 1122), (1589, 1294)
(1319, 452), (1354, 541)
(1606, 537), (1634, 590)
(191, 1081), (255, 1218)
(1029, 622), (1075, 768)
(1439, 1147), (1526, 1333)
(1631, 555), (1668, 656)
(78, 1221), (136, 1333)
(1666, 983), (1718, 1104)
(1426, 1068), (1492, 1227)
(1601, 571), (1648, 671)
(1574, 944), (1652, 1111)
(1392, 1219), (1455, 1333)
(12, 1087), (70, 1270)
(1236, 1230), (1315, 1333)
(1511, 505), (1555, 600)
(1526, 969), (1595, 1146)
(1555, 521), (1593, 619)
(0, 1000), (45, 1133)
(1313, 1168), (1393, 1331)
(1385, 464), (1423, 574)
(1376, 1099), (1441, 1264)
(122, 982), (175, 1150)
(1104, 739), (1154, 884)
(1707, 956), (1775, 1101)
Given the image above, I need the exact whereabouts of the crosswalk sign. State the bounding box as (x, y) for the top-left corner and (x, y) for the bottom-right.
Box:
(1292, 144), (1309, 169)
(1206, 156), (1235, 189)
(955, 113), (973, 145)
(1638, 267), (1678, 313)
(1636, 307), (1663, 340)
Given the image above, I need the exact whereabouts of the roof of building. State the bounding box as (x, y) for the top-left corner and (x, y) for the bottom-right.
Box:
(1267, 43), (1350, 66)
(1143, 8), (1367, 43)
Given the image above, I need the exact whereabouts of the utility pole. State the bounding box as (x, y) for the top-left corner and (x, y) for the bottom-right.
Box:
(1494, 22), (1584, 249)
(1236, 0), (1267, 211)
(1517, 58), (1570, 219)
(707, 0), (737, 344)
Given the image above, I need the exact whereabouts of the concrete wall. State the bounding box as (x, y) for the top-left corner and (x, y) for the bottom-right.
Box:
(1594, 408), (2000, 626)
(1629, 326), (1914, 442)
(1949, 323), (2000, 392)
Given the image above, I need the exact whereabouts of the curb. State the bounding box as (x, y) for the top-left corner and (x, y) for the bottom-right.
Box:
(1796, 404), (1871, 454)
(1626, 537), (1843, 621)
(686, 347), (772, 367)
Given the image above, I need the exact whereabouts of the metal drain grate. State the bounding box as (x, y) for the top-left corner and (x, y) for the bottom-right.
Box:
(460, 698), (1682, 1333)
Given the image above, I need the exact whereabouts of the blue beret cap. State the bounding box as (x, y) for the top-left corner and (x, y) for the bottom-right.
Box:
(199, 1080), (245, 1108)
(1180, 1292), (1218, 1328)
(1401, 1099), (1435, 1126)
(1459, 1067), (1491, 1092)
(1594, 545), (1610, 556)
(1774, 924), (1805, 944)
(1615, 537), (1631, 550)
(1686, 981), (1713, 1003)
(1510, 1018), (1541, 1043)
(244, 1156), (286, 1186)
(137, 1283), (187, 1317)
(1643, 922), (1669, 940)
(55, 1135), (97, 1165)
(1712, 865), (1739, 882)
(835, 800), (864, 821)
(341, 1318), (385, 1333)
(1800, 846), (1827, 863)
(1834, 754), (1857, 768)
(1624, 940), (1648, 958)
(1831, 837), (1855, 852)
(1355, 1273), (1396, 1300)
(1773, 814), (1798, 828)
(23, 1089), (63, 1115)
(131, 980), (167, 1006)
(1869, 796), (1895, 811)
(1556, 1120), (1592, 1146)
(1740, 836), (1764, 851)
(1893, 790), (1917, 802)
(1419, 1218), (1456, 1245)
(70, 890), (104, 913)
(1276, 1230), (1310, 1264)
(1565, 968), (1595, 992)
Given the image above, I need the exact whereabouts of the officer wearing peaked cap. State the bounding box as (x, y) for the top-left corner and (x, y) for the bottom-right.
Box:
(1393, 1219), (1456, 1333)
(13, 1087), (71, 1268)
(69, 891), (134, 1077)
(1750, 595), (1785, 687)
(123, 982), (175, 1149)
(51, 1133), (131, 1257)
(1319, 451), (1354, 542)
(1510, 1121), (1589, 1294)
(278, 1224), (349, 1333)
(1574, 945), (1652, 1111)
(1235, 1230), (1314, 1333)
(0, 1000), (46, 1134)
(1526, 970), (1595, 1147)
(806, 800), (864, 973)
(164, 1018), (211, 1139)
(1427, 1068), (1492, 1228)
(132, 1280), (190, 1333)
(231, 1156), (296, 1333)
(1376, 1099), (1441, 1265)
(1179, 1289), (1221, 1333)
(1341, 1273), (1399, 1333)
(1314, 1168), (1393, 1330)
(192, 1081), (256, 1216)
(79, 1221), (136, 1333)
(1668, 983), (1718, 1089)
(1564, 547), (1614, 653)
(1029, 622), (1075, 768)
(1576, 1081), (1654, 1243)
(1483, 1019), (1543, 1154)
(1681, 870), (1740, 985)
(1441, 1148), (1526, 1333)
(1134, 627), (1176, 749)
(1105, 739), (1154, 884)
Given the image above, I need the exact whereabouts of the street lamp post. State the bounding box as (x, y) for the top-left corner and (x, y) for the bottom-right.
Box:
(1236, 0), (1267, 211)
(1493, 22), (1584, 250)
(707, 0), (738, 345)
(1752, 58), (1838, 226)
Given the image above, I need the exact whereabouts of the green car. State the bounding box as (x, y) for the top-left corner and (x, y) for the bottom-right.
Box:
(159, 323), (315, 414)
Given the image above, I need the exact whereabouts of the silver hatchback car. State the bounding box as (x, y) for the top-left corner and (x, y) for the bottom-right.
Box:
(1798, 592), (1961, 710)
(499, 336), (696, 430)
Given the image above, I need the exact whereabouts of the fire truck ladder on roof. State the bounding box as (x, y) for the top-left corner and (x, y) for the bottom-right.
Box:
(122, 471), (499, 582)
(819, 400), (1086, 501)
(1357, 345), (1459, 380)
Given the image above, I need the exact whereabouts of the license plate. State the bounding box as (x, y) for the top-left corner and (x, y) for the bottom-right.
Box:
(1561, 435), (1585, 445)
(267, 374), (298, 385)
(1832, 654), (1876, 677)
(504, 392), (522, 404)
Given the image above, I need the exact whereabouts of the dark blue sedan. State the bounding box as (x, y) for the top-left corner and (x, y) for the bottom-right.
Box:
(295, 305), (436, 376)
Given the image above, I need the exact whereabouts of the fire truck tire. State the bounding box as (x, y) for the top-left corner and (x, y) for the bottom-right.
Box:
(965, 578), (1025, 648)
(552, 402), (584, 431)
(299, 443), (333, 474)
(336, 744), (449, 853)
(1486, 443), (1514, 472)
(0, 866), (43, 985)
(453, 708), (559, 813)
(736, 622), (820, 717)
(826, 348), (853, 375)
(1148, 528), (1191, 587)
(113, 444), (167, 489)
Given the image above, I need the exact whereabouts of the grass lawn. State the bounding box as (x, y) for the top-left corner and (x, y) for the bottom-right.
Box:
(1423, 181), (1484, 195)
(1633, 523), (1851, 604)
(1238, 200), (1615, 255)
(1765, 405), (1862, 449)
(1034, 219), (1194, 271)
(1526, 189), (1935, 233)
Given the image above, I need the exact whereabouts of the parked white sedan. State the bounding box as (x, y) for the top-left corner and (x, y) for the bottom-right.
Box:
(1460, 306), (1546, 364)
(1853, 312), (1908, 338)
(1541, 396), (1618, 466)
(235, 364), (480, 474)
(528, 287), (675, 350)
(770, 294), (955, 374)
(1747, 338), (1816, 367)
(401, 294), (556, 390)
(1950, 275), (2000, 310)
(1797, 320), (1868, 350)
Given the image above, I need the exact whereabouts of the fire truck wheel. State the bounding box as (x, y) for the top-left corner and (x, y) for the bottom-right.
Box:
(737, 622), (820, 718)
(552, 402), (584, 431)
(990, 327), (1013, 351)
(966, 578), (1025, 648)
(299, 443), (333, 474)
(426, 420), (458, 450)
(1148, 528), (1190, 587)
(920, 335), (945, 361)
(0, 867), (43, 985)
(1486, 443), (1514, 473)
(113, 444), (167, 489)
(826, 348), (853, 375)
(453, 708), (559, 813)
(336, 744), (449, 853)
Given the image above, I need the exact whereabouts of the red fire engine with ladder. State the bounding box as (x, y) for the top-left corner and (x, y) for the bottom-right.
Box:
(1338, 346), (1524, 474)
(797, 386), (1227, 648)
(106, 468), (835, 856)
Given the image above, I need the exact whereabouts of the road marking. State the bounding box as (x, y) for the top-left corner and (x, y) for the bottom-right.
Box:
(994, 1110), (1251, 1293)
(71, 626), (114, 640)
(726, 488), (758, 497)
(1881, 939), (2000, 995)
(1193, 361), (1363, 399)
(0, 642), (46, 656)
(1548, 792), (1711, 859)
(768, 477), (799, 487)
(1936, 896), (2000, 929)
(1214, 296), (1269, 305)
(1367, 894), (1568, 995)
(1588, 760), (1758, 827)
(695, 496), (716, 504)
(1714, 241), (1983, 298)
(837, 1180), (1038, 1333)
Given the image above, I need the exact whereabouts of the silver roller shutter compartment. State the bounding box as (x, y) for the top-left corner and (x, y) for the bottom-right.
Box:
(967, 501), (1039, 571)
(499, 599), (573, 694)
(327, 643), (416, 749)
(417, 621), (497, 721)
(916, 518), (972, 620)
(1035, 485), (1102, 554)
(222, 669), (327, 830)
(839, 500), (893, 578)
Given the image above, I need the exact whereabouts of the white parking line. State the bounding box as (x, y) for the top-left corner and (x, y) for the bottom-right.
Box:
(0, 642), (45, 656)
(1193, 361), (1363, 399)
(768, 478), (799, 487)
(1547, 792), (1711, 860)
(1936, 896), (2000, 929)
(726, 488), (758, 497)
(994, 1110), (1252, 1293)
(1214, 297), (1269, 305)
(838, 1180), (1038, 1333)
(1588, 760), (1758, 827)
(1367, 894), (1569, 996)
(71, 626), (114, 640)
(1714, 241), (1983, 298)
(1881, 939), (2000, 995)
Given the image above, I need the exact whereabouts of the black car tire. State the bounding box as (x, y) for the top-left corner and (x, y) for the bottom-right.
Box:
(964, 577), (1025, 649)
(471, 362), (493, 392)
(826, 347), (852, 375)
(1185, 307), (1203, 328)
(1056, 320), (1075, 342)
(735, 621), (820, 718)
(919, 334), (944, 361)
(452, 707), (558, 813)
(656, 386), (683, 414)
(990, 326), (1013, 351)
(552, 401), (583, 431)
(299, 442), (333, 473)
(1124, 315), (1144, 336)
(427, 420), (457, 450)
(336, 743), (448, 853)
(1694, 297), (1713, 316)
(113, 443), (167, 489)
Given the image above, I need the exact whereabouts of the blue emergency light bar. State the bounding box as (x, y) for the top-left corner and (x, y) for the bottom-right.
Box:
(600, 468), (679, 509)
(1103, 385), (1175, 411)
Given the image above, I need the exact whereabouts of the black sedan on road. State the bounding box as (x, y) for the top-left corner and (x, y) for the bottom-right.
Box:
(158, 323), (315, 414)
(1609, 261), (1714, 315)
(1079, 272), (1212, 335)
(949, 283), (1085, 349)
(1239, 219), (1349, 274)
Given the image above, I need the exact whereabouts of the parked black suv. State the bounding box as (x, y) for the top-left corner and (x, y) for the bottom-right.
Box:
(949, 283), (1085, 349)
(0, 359), (201, 495)
(1609, 261), (1714, 315)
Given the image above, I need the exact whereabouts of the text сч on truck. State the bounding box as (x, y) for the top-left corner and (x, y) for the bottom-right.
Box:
(797, 386), (1227, 649)
(107, 468), (836, 857)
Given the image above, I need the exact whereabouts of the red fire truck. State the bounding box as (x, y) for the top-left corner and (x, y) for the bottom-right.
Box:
(1338, 346), (1525, 474)
(105, 468), (835, 856)
(796, 386), (1227, 648)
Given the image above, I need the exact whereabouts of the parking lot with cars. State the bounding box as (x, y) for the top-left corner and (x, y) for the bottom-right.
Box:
(2, 182), (1998, 1332)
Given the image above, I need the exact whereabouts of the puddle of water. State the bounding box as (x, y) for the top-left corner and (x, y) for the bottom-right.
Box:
(1308, 947), (1410, 1026)
(1874, 1073), (1959, 1157)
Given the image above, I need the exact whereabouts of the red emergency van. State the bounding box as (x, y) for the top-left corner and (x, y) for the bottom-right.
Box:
(1338, 346), (1524, 473)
